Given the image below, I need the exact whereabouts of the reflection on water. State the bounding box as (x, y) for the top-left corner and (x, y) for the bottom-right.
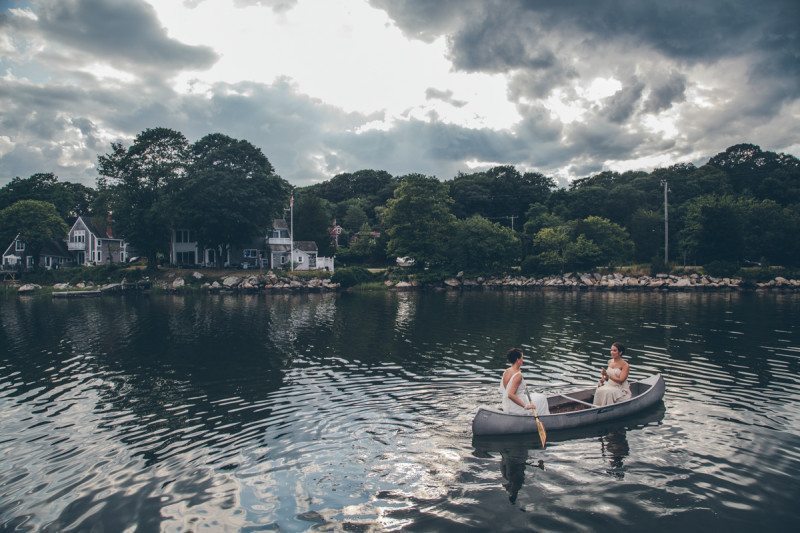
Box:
(1, 291), (800, 530)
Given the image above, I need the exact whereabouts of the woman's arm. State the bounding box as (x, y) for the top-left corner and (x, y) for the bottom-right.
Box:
(507, 373), (529, 408)
(607, 362), (630, 383)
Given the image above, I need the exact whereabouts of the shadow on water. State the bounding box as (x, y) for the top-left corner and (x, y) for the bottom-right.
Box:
(472, 403), (666, 499)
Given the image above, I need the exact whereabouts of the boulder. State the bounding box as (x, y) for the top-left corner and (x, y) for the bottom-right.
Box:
(18, 284), (41, 293)
(192, 271), (203, 280)
(53, 283), (70, 290)
(211, 281), (221, 289)
(75, 282), (86, 288)
(290, 280), (303, 288)
(444, 278), (461, 288)
(222, 276), (241, 288)
(673, 278), (693, 287)
(580, 275), (595, 286)
(394, 281), (413, 290)
(172, 278), (186, 289)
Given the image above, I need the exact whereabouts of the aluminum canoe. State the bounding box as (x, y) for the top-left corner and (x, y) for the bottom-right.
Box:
(472, 373), (665, 436)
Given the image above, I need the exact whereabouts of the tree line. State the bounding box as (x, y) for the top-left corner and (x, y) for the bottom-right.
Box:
(1, 130), (798, 276)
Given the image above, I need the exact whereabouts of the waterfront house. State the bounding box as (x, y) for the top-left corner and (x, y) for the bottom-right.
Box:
(170, 229), (267, 269)
(2, 233), (72, 271)
(67, 216), (131, 266)
(267, 219), (334, 271)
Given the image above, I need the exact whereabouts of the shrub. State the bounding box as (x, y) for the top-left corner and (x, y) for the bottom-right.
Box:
(703, 260), (740, 277)
(331, 266), (375, 288)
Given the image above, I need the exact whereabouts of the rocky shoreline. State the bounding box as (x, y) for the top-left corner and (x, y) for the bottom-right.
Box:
(386, 272), (800, 291)
(11, 271), (800, 295)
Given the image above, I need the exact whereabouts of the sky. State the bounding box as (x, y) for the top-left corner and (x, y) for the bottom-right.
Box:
(0, 0), (798, 187)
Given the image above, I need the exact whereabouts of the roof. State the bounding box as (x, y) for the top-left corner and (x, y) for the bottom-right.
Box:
(80, 216), (104, 238)
(2, 233), (20, 257)
(272, 219), (288, 230)
(40, 239), (70, 257)
(294, 241), (318, 252)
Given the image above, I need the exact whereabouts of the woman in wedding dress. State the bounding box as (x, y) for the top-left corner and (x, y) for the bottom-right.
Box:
(593, 342), (631, 406)
(500, 348), (550, 415)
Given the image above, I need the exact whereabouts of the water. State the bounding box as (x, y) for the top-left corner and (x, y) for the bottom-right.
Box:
(1, 290), (799, 531)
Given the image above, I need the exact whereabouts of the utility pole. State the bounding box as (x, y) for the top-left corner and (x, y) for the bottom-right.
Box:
(508, 215), (518, 232)
(290, 192), (294, 272)
(662, 180), (669, 264)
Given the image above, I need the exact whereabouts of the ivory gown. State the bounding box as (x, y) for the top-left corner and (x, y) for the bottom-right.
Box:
(593, 366), (631, 406)
(500, 371), (550, 415)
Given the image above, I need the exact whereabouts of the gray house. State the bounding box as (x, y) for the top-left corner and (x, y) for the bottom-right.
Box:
(2, 233), (72, 271)
(67, 216), (131, 266)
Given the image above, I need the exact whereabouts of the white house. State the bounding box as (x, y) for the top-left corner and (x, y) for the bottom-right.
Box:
(267, 219), (334, 272)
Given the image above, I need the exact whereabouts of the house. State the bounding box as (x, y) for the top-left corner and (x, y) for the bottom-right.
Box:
(67, 216), (131, 266)
(170, 229), (267, 268)
(267, 219), (334, 272)
(2, 233), (72, 271)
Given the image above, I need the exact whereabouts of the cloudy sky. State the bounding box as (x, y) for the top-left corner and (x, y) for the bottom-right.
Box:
(0, 0), (798, 187)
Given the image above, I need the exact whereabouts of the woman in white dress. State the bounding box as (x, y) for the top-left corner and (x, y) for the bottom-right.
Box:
(500, 348), (550, 415)
(593, 342), (631, 406)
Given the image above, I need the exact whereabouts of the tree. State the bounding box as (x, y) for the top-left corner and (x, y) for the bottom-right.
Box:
(293, 194), (334, 256)
(0, 173), (97, 220)
(628, 209), (664, 262)
(342, 204), (369, 233)
(0, 200), (68, 269)
(571, 216), (634, 265)
(523, 203), (563, 236)
(679, 195), (743, 264)
(383, 174), (456, 269)
(98, 127), (191, 269)
(448, 216), (520, 274)
(169, 133), (290, 266)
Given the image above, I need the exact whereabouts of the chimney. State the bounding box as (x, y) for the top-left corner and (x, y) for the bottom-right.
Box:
(106, 211), (114, 238)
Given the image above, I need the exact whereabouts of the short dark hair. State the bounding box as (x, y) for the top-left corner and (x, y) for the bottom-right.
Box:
(612, 342), (625, 355)
(507, 347), (523, 364)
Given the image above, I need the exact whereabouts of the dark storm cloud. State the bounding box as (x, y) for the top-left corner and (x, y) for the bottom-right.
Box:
(603, 78), (645, 123)
(644, 72), (686, 114)
(425, 88), (467, 108)
(5, 0), (217, 74)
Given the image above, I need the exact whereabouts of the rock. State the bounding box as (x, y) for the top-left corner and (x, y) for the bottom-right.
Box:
(775, 276), (789, 285)
(463, 279), (478, 287)
(201, 282), (210, 288)
(18, 284), (41, 293)
(53, 283), (70, 290)
(290, 280), (303, 288)
(192, 271), (203, 280)
(476, 277), (485, 284)
(444, 278), (461, 288)
(211, 281), (221, 289)
(222, 276), (241, 288)
(394, 281), (413, 290)
(456, 271), (464, 279)
(101, 283), (122, 292)
(75, 282), (86, 288)
(656, 273), (669, 279)
(673, 278), (693, 287)
(649, 280), (665, 288)
(172, 278), (185, 289)
(580, 275), (595, 286)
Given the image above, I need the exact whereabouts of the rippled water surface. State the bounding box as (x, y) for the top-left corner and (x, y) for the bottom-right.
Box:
(1, 290), (799, 531)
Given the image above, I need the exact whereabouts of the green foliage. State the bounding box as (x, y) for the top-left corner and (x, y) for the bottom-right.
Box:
(0, 200), (68, 267)
(293, 194), (334, 256)
(0, 173), (96, 220)
(571, 216), (634, 265)
(97, 127), (191, 269)
(342, 204), (369, 232)
(168, 133), (289, 266)
(523, 202), (563, 236)
(629, 209), (664, 262)
(448, 216), (520, 274)
(331, 266), (377, 288)
(383, 174), (456, 269)
(703, 260), (740, 277)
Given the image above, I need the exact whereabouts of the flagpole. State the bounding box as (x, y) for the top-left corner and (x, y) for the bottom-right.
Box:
(290, 192), (294, 272)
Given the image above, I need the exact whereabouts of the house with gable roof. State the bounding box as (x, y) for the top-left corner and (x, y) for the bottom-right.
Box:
(2, 233), (72, 271)
(66, 215), (131, 266)
(267, 219), (334, 271)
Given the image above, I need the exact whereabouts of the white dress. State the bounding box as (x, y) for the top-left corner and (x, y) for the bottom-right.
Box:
(500, 371), (550, 415)
(593, 366), (631, 406)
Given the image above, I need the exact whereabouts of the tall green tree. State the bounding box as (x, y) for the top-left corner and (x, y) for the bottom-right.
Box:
(97, 127), (191, 269)
(383, 174), (456, 268)
(0, 173), (96, 220)
(293, 194), (334, 256)
(0, 200), (68, 269)
(169, 133), (289, 266)
(448, 216), (520, 274)
(571, 216), (634, 265)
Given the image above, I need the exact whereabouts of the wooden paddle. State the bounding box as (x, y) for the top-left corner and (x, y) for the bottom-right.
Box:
(526, 391), (547, 449)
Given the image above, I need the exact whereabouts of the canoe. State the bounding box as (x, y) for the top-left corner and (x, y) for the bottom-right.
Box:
(472, 373), (665, 436)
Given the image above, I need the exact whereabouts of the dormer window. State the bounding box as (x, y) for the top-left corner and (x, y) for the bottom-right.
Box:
(72, 230), (85, 243)
(15, 240), (24, 251)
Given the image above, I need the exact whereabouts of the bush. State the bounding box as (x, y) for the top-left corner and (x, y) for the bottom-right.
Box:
(703, 260), (740, 277)
(331, 266), (376, 288)
(649, 259), (670, 277)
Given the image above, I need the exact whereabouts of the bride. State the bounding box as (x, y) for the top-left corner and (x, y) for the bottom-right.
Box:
(593, 342), (631, 406)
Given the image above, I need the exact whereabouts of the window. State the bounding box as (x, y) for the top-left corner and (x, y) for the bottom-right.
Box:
(243, 249), (259, 258)
(297, 255), (303, 263)
(175, 229), (194, 243)
(72, 230), (85, 243)
(176, 251), (196, 264)
(271, 229), (289, 239)
(15, 240), (24, 251)
(280, 255), (286, 264)
(309, 254), (316, 268)
(97, 251), (102, 263)
(27, 256), (34, 267)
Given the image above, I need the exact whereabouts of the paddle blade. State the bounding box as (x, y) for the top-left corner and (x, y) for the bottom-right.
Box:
(535, 418), (547, 448)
